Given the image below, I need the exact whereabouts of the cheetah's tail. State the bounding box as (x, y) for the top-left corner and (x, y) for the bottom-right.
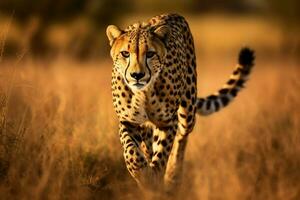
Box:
(196, 47), (255, 116)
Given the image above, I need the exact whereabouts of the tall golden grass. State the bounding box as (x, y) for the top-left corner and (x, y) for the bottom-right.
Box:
(0, 15), (300, 199)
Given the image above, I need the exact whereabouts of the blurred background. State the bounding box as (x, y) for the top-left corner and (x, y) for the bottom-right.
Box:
(0, 1), (300, 200)
(0, 0), (299, 60)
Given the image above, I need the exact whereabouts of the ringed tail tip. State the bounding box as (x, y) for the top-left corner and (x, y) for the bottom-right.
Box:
(238, 47), (255, 67)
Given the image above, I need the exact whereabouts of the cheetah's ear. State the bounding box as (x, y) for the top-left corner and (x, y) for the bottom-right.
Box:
(106, 25), (123, 46)
(153, 25), (170, 43)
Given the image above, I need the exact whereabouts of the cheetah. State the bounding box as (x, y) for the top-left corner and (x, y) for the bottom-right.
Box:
(106, 13), (254, 191)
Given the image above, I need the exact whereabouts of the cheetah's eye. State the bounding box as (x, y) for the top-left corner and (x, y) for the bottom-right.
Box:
(120, 51), (130, 58)
(146, 51), (155, 58)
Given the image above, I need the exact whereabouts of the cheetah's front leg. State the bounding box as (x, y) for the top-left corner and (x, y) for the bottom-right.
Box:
(150, 123), (178, 187)
(119, 121), (156, 188)
(164, 132), (188, 193)
(164, 96), (196, 192)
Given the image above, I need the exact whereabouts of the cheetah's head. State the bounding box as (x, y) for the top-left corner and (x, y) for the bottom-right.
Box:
(106, 23), (169, 91)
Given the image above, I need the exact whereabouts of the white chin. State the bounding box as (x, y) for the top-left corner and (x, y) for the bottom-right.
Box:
(131, 83), (145, 90)
(128, 82), (148, 91)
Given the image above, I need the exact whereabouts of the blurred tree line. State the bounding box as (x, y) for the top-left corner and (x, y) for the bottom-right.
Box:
(0, 0), (299, 59)
(265, 0), (300, 56)
(0, 0), (130, 59)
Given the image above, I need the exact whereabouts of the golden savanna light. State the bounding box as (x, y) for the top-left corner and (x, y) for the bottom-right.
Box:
(0, 1), (300, 199)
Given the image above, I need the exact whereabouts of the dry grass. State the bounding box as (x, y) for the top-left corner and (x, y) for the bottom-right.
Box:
(0, 59), (140, 199)
(187, 57), (300, 200)
(0, 55), (299, 200)
(0, 15), (300, 200)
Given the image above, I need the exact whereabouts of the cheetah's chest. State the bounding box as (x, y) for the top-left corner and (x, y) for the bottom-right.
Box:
(111, 69), (183, 126)
(112, 86), (148, 124)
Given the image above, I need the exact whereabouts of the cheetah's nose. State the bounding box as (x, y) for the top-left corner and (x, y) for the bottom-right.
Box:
(130, 72), (145, 81)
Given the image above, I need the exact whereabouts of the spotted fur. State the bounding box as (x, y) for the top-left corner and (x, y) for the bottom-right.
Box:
(106, 13), (255, 191)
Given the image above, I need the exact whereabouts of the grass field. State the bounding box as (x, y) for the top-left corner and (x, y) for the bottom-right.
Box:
(0, 15), (300, 199)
